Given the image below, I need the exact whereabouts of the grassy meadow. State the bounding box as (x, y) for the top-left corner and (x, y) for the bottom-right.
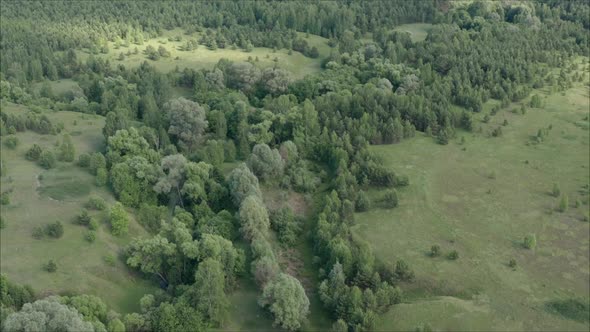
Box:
(353, 67), (590, 330)
(76, 29), (330, 80)
(0, 103), (156, 313)
(393, 23), (433, 43)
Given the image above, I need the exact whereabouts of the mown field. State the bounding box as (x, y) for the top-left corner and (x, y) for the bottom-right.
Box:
(0, 103), (156, 313)
(354, 65), (590, 331)
(76, 29), (330, 80)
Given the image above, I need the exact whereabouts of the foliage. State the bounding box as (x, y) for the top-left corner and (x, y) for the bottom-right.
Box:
(109, 202), (129, 236)
(523, 234), (537, 249)
(258, 273), (310, 331)
(39, 150), (57, 169)
(3, 298), (94, 332)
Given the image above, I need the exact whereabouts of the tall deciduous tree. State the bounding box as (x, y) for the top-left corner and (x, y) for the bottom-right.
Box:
(165, 98), (207, 152)
(258, 273), (310, 331)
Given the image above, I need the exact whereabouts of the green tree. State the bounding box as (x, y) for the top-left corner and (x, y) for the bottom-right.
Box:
(383, 189), (398, 208)
(187, 258), (228, 325)
(258, 273), (310, 331)
(239, 195), (270, 241)
(551, 183), (561, 197)
(3, 298), (94, 332)
(247, 144), (284, 181)
(228, 163), (262, 206)
(165, 98), (208, 152)
(109, 203), (129, 236)
(25, 144), (43, 161)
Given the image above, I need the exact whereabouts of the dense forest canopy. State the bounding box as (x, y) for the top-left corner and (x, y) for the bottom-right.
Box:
(0, 0), (589, 331)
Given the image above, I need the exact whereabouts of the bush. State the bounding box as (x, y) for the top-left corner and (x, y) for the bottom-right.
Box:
(45, 260), (57, 272)
(25, 144), (43, 161)
(558, 194), (568, 212)
(355, 191), (371, 212)
(78, 153), (91, 167)
(86, 195), (107, 210)
(85, 231), (96, 243)
(523, 234), (536, 249)
(0, 193), (10, 205)
(508, 258), (517, 268)
(32, 226), (45, 239)
(270, 207), (302, 246)
(45, 221), (64, 238)
(39, 150), (57, 169)
(4, 135), (19, 149)
(88, 219), (99, 231)
(430, 245), (441, 257)
(394, 259), (415, 282)
(552, 183), (561, 197)
(96, 168), (107, 186)
(76, 209), (92, 226)
(447, 250), (459, 260)
(383, 189), (398, 208)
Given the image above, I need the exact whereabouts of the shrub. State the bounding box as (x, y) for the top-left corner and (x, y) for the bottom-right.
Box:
(45, 221), (64, 238)
(86, 195), (107, 210)
(394, 259), (415, 282)
(45, 260), (57, 272)
(558, 194), (568, 212)
(39, 150), (57, 169)
(552, 183), (561, 197)
(523, 234), (536, 249)
(109, 202), (129, 236)
(0, 216), (5, 229)
(88, 219), (99, 231)
(78, 153), (91, 167)
(355, 191), (371, 212)
(96, 168), (107, 186)
(25, 144), (43, 161)
(32, 226), (45, 239)
(430, 245), (441, 257)
(85, 231), (96, 243)
(508, 258), (517, 268)
(76, 209), (92, 226)
(448, 250), (459, 260)
(383, 189), (398, 208)
(4, 135), (19, 149)
(0, 193), (10, 205)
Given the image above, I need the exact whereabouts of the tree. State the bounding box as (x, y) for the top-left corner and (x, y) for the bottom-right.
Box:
(226, 62), (261, 92)
(187, 258), (228, 325)
(59, 134), (75, 162)
(150, 301), (205, 332)
(165, 98), (208, 152)
(126, 235), (176, 285)
(3, 298), (94, 332)
(247, 144), (284, 181)
(430, 245), (441, 257)
(355, 191), (371, 212)
(4, 135), (19, 149)
(39, 150), (57, 169)
(45, 221), (64, 238)
(45, 260), (57, 272)
(259, 273), (310, 331)
(239, 195), (270, 241)
(447, 250), (459, 260)
(228, 163), (261, 206)
(260, 68), (293, 95)
(109, 203), (129, 236)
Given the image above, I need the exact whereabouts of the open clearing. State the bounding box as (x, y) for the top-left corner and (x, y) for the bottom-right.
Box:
(0, 103), (156, 313)
(354, 81), (590, 331)
(76, 29), (330, 79)
(393, 23), (433, 43)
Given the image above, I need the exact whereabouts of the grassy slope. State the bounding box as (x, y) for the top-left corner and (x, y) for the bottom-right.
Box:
(353, 71), (590, 330)
(77, 29), (330, 80)
(0, 104), (156, 313)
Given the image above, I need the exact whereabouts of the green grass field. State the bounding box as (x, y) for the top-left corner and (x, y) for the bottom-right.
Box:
(76, 29), (330, 79)
(0, 104), (156, 313)
(394, 23), (433, 43)
(353, 79), (590, 330)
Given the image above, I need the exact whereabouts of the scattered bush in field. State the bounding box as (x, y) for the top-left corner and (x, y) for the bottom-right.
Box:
(383, 189), (398, 208)
(558, 194), (568, 212)
(109, 202), (129, 236)
(78, 153), (90, 167)
(45, 221), (64, 238)
(32, 226), (45, 239)
(508, 258), (517, 269)
(39, 150), (56, 169)
(394, 259), (415, 282)
(552, 183), (561, 197)
(447, 250), (459, 260)
(45, 260), (57, 272)
(86, 195), (107, 210)
(76, 209), (92, 226)
(355, 191), (371, 212)
(88, 219), (99, 231)
(430, 245), (441, 257)
(25, 144), (43, 161)
(0, 193), (10, 205)
(95, 168), (107, 186)
(4, 135), (19, 149)
(85, 231), (96, 243)
(523, 234), (537, 249)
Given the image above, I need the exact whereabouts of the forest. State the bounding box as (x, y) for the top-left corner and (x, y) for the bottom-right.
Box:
(0, 1), (589, 331)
